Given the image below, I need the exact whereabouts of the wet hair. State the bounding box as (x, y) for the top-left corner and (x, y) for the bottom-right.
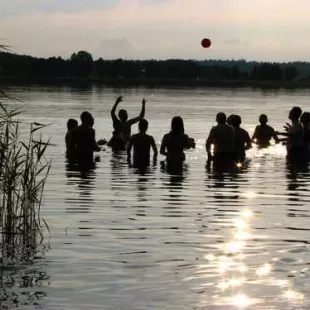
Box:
(67, 118), (78, 131)
(118, 109), (128, 122)
(80, 111), (93, 125)
(289, 106), (302, 120)
(231, 115), (242, 128)
(300, 112), (310, 125)
(259, 114), (268, 124)
(216, 112), (226, 124)
(171, 116), (184, 135)
(139, 119), (148, 132)
(227, 114), (235, 125)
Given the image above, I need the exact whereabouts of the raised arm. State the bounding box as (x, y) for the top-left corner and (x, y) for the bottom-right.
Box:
(111, 96), (123, 122)
(127, 98), (146, 126)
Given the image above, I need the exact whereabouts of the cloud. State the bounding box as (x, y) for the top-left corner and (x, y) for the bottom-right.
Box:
(1, 0), (310, 61)
(96, 39), (136, 59)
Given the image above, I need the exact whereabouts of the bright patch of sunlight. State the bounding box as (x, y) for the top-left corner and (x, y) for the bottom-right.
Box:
(256, 263), (272, 277)
(230, 294), (254, 308)
(226, 241), (243, 254)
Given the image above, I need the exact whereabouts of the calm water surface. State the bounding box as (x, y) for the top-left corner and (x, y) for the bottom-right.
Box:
(2, 86), (310, 310)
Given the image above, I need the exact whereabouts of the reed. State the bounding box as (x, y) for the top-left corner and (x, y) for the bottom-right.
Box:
(0, 97), (51, 262)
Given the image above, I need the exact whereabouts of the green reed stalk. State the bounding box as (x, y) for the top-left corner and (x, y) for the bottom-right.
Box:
(0, 101), (51, 262)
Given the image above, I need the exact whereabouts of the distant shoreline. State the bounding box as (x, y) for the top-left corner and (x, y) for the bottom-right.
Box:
(2, 76), (310, 89)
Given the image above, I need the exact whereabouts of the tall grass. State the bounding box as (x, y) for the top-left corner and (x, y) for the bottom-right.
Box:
(0, 100), (51, 262)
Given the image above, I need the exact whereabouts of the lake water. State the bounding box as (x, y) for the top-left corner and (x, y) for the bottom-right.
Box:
(2, 85), (310, 310)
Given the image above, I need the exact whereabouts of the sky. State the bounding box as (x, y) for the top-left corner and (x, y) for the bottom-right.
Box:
(1, 0), (310, 62)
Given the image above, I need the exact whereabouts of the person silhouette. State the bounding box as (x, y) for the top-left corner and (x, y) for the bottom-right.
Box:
(65, 118), (78, 160)
(251, 114), (279, 147)
(276, 106), (304, 158)
(127, 119), (158, 168)
(300, 112), (310, 154)
(110, 96), (146, 145)
(206, 112), (235, 163)
(71, 111), (101, 166)
(231, 114), (252, 162)
(160, 116), (191, 165)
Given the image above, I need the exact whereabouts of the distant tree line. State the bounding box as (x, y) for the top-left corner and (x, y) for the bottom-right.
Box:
(1, 50), (309, 84)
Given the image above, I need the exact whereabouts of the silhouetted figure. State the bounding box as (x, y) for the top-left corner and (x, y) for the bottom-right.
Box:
(127, 119), (158, 168)
(231, 115), (252, 162)
(110, 96), (146, 145)
(206, 112), (235, 163)
(252, 114), (279, 147)
(65, 118), (78, 160)
(227, 114), (235, 126)
(72, 111), (101, 167)
(276, 106), (304, 158)
(160, 116), (191, 171)
(300, 112), (310, 154)
(108, 120), (126, 152)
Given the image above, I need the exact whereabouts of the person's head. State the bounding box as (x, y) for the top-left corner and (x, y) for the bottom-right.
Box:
(231, 115), (242, 128)
(118, 109), (128, 122)
(80, 111), (93, 126)
(171, 116), (184, 135)
(289, 106), (302, 121)
(300, 112), (310, 125)
(216, 112), (226, 124)
(138, 119), (148, 133)
(67, 118), (78, 131)
(259, 114), (268, 125)
(227, 114), (235, 125)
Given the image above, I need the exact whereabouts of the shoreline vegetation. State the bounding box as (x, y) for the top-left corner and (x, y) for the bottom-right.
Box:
(2, 50), (310, 89)
(2, 76), (310, 89)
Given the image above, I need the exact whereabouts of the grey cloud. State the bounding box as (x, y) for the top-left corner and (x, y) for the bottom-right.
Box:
(95, 38), (137, 59)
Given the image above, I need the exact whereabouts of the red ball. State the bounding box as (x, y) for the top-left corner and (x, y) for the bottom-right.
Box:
(201, 38), (211, 48)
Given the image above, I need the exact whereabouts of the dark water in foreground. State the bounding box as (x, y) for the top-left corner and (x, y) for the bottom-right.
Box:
(2, 86), (310, 309)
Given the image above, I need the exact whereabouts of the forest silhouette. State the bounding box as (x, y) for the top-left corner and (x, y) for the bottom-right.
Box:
(1, 50), (310, 87)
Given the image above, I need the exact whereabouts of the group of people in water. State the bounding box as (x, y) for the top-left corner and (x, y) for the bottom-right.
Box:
(65, 96), (310, 172)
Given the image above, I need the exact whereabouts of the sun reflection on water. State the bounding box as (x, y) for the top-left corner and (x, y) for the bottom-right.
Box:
(230, 294), (254, 308)
(196, 205), (306, 309)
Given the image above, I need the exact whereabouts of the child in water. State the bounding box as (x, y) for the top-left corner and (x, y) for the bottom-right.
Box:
(110, 96), (147, 144)
(65, 118), (78, 159)
(127, 119), (158, 167)
(252, 114), (279, 147)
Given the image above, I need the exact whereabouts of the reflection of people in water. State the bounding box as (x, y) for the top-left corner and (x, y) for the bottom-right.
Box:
(251, 114), (279, 147)
(71, 111), (101, 166)
(231, 114), (252, 162)
(109, 96), (147, 150)
(65, 118), (78, 160)
(276, 106), (304, 158)
(160, 116), (193, 163)
(127, 119), (158, 168)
